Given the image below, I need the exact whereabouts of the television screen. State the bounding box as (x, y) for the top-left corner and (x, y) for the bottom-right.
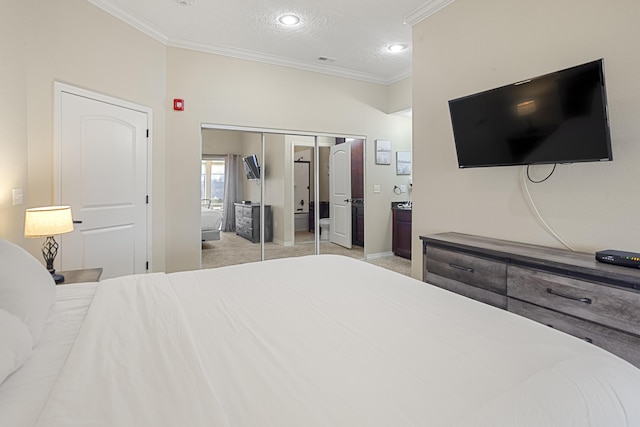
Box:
(243, 154), (260, 180)
(448, 59), (612, 168)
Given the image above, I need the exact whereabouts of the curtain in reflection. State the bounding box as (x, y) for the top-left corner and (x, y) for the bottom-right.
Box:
(222, 154), (242, 232)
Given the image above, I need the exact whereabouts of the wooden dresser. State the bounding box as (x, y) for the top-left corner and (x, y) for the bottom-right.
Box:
(234, 203), (273, 243)
(420, 232), (640, 367)
(392, 205), (412, 259)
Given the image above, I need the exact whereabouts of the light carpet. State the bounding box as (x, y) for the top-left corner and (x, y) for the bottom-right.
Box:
(202, 231), (412, 277)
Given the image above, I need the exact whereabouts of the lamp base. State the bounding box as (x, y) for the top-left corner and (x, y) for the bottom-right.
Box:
(51, 271), (65, 284)
(42, 236), (64, 284)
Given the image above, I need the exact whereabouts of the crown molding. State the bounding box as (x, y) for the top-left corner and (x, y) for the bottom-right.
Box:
(168, 38), (407, 85)
(403, 0), (456, 26)
(87, 0), (169, 44)
(87, 0), (411, 85)
(386, 69), (413, 85)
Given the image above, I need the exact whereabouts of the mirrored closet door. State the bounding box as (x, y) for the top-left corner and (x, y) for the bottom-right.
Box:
(201, 125), (366, 269)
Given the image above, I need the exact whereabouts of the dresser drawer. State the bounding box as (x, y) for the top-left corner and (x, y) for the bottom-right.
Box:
(425, 246), (506, 294)
(237, 226), (251, 239)
(241, 207), (253, 218)
(426, 272), (507, 309)
(508, 298), (640, 367)
(508, 265), (640, 336)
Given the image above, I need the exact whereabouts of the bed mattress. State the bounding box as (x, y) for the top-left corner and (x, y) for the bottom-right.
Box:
(201, 207), (222, 231)
(6, 255), (640, 426)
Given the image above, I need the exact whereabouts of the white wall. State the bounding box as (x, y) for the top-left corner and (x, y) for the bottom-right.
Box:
(411, 0), (640, 278)
(2, 0), (168, 270)
(166, 47), (412, 272)
(264, 134), (286, 244)
(202, 129), (244, 156)
(0, 2), (28, 244)
(241, 134), (263, 203)
(387, 77), (412, 114)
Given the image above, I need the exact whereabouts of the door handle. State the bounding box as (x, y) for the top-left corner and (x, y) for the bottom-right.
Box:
(73, 220), (83, 224)
(344, 199), (352, 203)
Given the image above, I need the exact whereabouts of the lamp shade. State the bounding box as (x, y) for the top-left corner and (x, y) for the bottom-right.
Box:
(24, 206), (74, 238)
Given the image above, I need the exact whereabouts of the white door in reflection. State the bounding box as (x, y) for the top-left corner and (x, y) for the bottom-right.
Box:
(329, 142), (352, 248)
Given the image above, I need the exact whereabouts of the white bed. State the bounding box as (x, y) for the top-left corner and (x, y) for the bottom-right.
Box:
(201, 207), (222, 241)
(2, 239), (640, 426)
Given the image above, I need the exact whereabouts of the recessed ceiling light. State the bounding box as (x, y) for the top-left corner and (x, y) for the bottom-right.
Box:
(278, 14), (300, 26)
(388, 44), (408, 53)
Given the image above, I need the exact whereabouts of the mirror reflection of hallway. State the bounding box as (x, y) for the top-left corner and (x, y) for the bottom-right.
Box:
(199, 127), (368, 270)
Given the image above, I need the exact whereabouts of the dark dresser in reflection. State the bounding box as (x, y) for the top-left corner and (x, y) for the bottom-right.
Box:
(234, 203), (272, 243)
(392, 202), (412, 259)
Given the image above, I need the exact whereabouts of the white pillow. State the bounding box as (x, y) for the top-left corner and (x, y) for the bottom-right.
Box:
(0, 239), (55, 346)
(0, 308), (33, 385)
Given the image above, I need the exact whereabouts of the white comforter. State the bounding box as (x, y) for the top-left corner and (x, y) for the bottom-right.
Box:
(35, 256), (640, 426)
(201, 207), (222, 231)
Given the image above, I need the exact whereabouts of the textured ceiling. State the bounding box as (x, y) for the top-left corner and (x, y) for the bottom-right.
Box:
(87, 0), (450, 84)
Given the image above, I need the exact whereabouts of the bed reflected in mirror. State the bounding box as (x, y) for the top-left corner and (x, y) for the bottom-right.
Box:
(200, 129), (263, 269)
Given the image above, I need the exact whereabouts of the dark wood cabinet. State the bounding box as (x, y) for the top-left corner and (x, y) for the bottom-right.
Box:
(352, 202), (364, 247)
(392, 207), (412, 259)
(234, 203), (272, 243)
(420, 232), (640, 368)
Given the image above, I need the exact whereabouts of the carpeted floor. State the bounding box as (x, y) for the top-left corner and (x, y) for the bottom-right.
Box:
(202, 231), (412, 277)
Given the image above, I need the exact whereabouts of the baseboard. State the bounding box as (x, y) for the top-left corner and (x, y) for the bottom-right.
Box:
(366, 251), (394, 260)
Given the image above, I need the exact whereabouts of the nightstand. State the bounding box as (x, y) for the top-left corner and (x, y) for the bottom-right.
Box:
(56, 268), (103, 285)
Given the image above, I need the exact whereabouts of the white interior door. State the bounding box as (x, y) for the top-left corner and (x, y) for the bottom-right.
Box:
(329, 142), (352, 248)
(58, 91), (148, 279)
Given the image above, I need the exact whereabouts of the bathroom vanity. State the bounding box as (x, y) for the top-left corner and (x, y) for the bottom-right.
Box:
(392, 202), (412, 259)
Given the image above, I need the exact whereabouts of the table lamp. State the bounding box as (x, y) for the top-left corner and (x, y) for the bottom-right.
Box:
(24, 206), (74, 284)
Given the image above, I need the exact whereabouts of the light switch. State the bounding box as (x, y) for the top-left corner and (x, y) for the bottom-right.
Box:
(400, 185), (407, 193)
(373, 185), (381, 194)
(12, 188), (23, 206)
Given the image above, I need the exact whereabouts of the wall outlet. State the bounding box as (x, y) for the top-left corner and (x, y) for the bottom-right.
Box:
(373, 185), (381, 194)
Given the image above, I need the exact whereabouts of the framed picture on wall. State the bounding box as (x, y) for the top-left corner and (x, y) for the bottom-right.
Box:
(396, 151), (411, 175)
(375, 139), (392, 165)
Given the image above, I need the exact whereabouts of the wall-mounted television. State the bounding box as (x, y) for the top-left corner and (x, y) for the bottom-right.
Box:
(243, 154), (260, 180)
(448, 59), (612, 168)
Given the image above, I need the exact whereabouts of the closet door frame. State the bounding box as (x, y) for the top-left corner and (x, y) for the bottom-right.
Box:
(201, 123), (366, 260)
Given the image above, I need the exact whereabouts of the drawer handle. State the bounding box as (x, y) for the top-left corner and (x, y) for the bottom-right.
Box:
(546, 324), (593, 344)
(449, 263), (474, 273)
(546, 288), (592, 304)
